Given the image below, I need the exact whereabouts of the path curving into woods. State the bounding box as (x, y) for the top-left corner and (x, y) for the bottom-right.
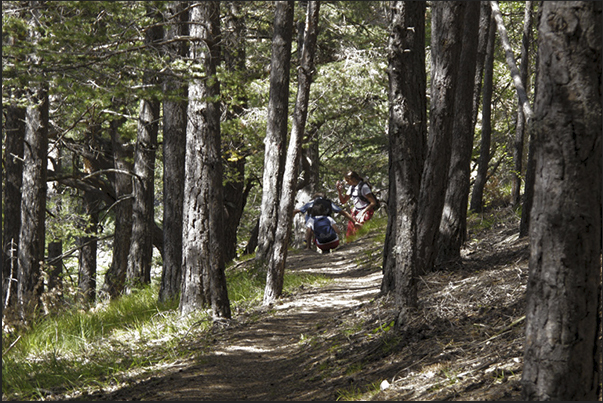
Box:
(86, 235), (384, 401)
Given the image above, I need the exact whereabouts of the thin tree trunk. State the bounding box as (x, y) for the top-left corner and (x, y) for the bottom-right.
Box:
(264, 1), (320, 305)
(256, 1), (295, 263)
(159, 1), (188, 304)
(522, 3), (601, 400)
(436, 1), (480, 266)
(381, 1), (426, 320)
(490, 1), (533, 121)
(126, 10), (162, 289)
(511, 1), (533, 208)
(416, 1), (465, 276)
(101, 116), (133, 300)
(469, 14), (496, 213)
(2, 98), (25, 310)
(77, 191), (99, 305)
(222, 1), (249, 263)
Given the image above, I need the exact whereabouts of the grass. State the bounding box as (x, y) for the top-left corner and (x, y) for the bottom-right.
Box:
(2, 258), (331, 401)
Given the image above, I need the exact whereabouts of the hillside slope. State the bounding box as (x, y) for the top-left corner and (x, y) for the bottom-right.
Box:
(79, 208), (528, 401)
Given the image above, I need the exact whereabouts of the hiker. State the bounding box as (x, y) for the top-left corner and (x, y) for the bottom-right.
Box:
(294, 193), (357, 250)
(306, 213), (342, 254)
(336, 170), (378, 237)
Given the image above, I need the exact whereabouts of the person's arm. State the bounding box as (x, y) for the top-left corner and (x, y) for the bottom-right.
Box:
(358, 193), (377, 222)
(338, 209), (359, 226)
(336, 181), (350, 204)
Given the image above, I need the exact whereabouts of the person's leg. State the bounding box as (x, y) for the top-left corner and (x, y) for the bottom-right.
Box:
(305, 227), (313, 249)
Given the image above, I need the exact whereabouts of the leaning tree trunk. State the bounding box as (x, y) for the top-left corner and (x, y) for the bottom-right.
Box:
(415, 1), (465, 276)
(436, 1), (480, 266)
(381, 1), (426, 322)
(521, 2), (602, 400)
(256, 1), (295, 263)
(264, 1), (320, 305)
(180, 1), (231, 319)
(159, 1), (188, 304)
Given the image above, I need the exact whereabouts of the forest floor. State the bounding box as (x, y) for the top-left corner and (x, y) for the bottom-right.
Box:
(80, 207), (529, 401)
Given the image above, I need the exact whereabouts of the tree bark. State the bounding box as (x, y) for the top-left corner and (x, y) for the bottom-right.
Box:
(159, 1), (189, 304)
(381, 1), (426, 319)
(2, 97), (25, 310)
(436, 1), (480, 266)
(100, 116), (133, 300)
(17, 84), (48, 320)
(77, 191), (99, 305)
(469, 14), (496, 213)
(256, 1), (295, 263)
(415, 1), (465, 276)
(126, 8), (162, 289)
(490, 1), (533, 121)
(180, 1), (231, 319)
(222, 0), (249, 263)
(522, 2), (602, 400)
(264, 1), (320, 305)
(511, 2), (533, 208)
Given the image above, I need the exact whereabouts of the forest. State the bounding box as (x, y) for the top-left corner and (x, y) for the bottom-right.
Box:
(2, 1), (601, 401)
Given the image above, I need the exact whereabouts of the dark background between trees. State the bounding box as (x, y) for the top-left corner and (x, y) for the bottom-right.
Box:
(2, 1), (601, 400)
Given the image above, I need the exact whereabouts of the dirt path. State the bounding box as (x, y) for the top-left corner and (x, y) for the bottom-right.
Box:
(91, 237), (384, 401)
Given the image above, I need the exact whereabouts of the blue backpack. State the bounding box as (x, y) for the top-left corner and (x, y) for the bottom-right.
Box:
(314, 216), (337, 243)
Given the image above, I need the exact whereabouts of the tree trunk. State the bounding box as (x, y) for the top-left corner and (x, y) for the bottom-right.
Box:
(264, 1), (320, 305)
(469, 14), (496, 213)
(159, 1), (189, 304)
(2, 98), (25, 310)
(490, 0), (533, 121)
(77, 192), (99, 305)
(101, 116), (133, 300)
(415, 1), (465, 276)
(436, 1), (480, 266)
(381, 1), (426, 319)
(521, 2), (601, 400)
(511, 2), (533, 208)
(222, 0), (249, 263)
(180, 1), (231, 319)
(17, 84), (48, 320)
(126, 9), (162, 290)
(255, 1), (295, 262)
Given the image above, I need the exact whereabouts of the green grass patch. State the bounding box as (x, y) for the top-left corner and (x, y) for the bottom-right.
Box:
(3, 255), (333, 401)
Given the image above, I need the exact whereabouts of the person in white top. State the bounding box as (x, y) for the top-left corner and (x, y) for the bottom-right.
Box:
(336, 170), (378, 238)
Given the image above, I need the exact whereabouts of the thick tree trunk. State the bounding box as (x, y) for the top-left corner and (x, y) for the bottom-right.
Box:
(159, 1), (189, 304)
(256, 1), (294, 262)
(415, 1), (465, 276)
(522, 2), (602, 400)
(264, 1), (320, 305)
(180, 1), (231, 319)
(381, 1), (426, 319)
(2, 100), (25, 310)
(17, 83), (49, 320)
(511, 2), (533, 208)
(436, 1), (480, 266)
(469, 15), (496, 213)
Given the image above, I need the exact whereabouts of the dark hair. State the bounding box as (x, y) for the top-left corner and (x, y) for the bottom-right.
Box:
(311, 192), (325, 199)
(344, 170), (363, 182)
